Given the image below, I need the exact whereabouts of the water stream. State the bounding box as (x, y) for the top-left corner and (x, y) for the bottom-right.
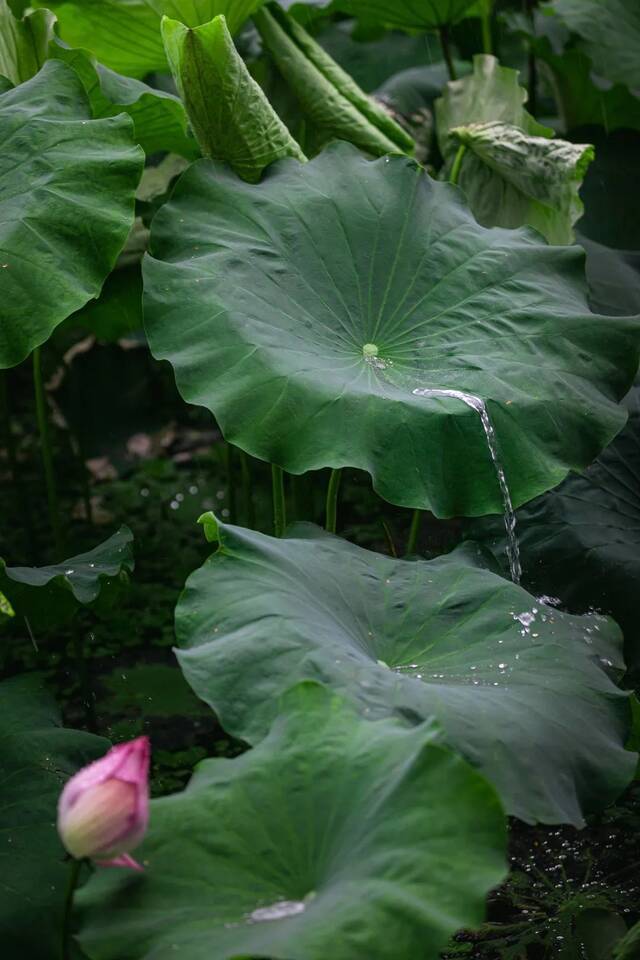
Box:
(412, 387), (522, 584)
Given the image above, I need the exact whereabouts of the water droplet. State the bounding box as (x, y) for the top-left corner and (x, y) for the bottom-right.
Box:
(249, 900), (306, 923)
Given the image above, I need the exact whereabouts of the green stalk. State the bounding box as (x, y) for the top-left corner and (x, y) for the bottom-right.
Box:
(33, 346), (63, 556)
(325, 468), (342, 534)
(239, 450), (255, 529)
(271, 464), (287, 537)
(406, 509), (423, 555)
(1, 370), (36, 559)
(449, 144), (467, 186)
(222, 442), (236, 523)
(62, 857), (82, 960)
(381, 518), (397, 558)
(438, 26), (457, 81)
(481, 10), (492, 55)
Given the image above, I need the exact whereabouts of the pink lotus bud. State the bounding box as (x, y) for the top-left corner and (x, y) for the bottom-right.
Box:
(57, 736), (150, 871)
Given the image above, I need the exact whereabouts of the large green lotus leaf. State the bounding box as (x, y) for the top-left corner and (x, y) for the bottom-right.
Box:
(435, 54), (550, 160)
(174, 520), (634, 824)
(0, 525), (134, 629)
(253, 4), (414, 156)
(50, 43), (198, 157)
(467, 387), (640, 668)
(0, 0), (54, 84)
(550, 0), (640, 91)
(283, 0), (478, 30)
(504, 15), (640, 133)
(37, 1), (166, 78)
(161, 14), (306, 182)
(77, 682), (507, 960)
(0, 61), (143, 369)
(314, 19), (441, 93)
(450, 121), (594, 244)
(40, 0), (264, 78)
(0, 673), (108, 960)
(143, 141), (640, 517)
(145, 0), (264, 31)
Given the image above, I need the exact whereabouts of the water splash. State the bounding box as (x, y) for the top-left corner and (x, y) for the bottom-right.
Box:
(412, 388), (522, 584)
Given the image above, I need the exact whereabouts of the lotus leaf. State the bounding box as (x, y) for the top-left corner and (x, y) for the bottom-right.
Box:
(174, 520), (635, 824)
(77, 683), (507, 960)
(143, 141), (640, 517)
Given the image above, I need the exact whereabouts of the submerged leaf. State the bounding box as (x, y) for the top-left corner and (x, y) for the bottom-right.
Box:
(174, 521), (635, 825)
(77, 683), (507, 960)
(254, 4), (414, 156)
(0, 674), (107, 959)
(143, 142), (640, 517)
(0, 525), (134, 628)
(450, 120), (594, 244)
(162, 13), (305, 181)
(0, 60), (143, 368)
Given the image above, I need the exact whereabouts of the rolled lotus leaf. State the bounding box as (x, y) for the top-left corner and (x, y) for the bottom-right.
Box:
(0, 0), (54, 84)
(161, 13), (305, 181)
(254, 3), (414, 156)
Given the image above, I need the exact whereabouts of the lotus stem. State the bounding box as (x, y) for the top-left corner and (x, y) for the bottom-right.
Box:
(526, 0), (537, 115)
(222, 442), (236, 523)
(1, 370), (35, 559)
(240, 451), (255, 529)
(271, 464), (286, 537)
(325, 468), (342, 534)
(481, 10), (492, 54)
(62, 857), (82, 960)
(450, 144), (467, 186)
(33, 346), (64, 556)
(439, 26), (457, 81)
(381, 519), (397, 558)
(406, 509), (423, 555)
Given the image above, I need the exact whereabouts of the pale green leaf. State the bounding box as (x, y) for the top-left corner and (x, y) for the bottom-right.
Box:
(435, 53), (550, 161)
(450, 120), (594, 244)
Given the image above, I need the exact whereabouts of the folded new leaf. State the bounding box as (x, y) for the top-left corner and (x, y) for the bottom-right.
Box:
(450, 121), (594, 245)
(436, 56), (594, 244)
(0, 0), (54, 85)
(253, 3), (414, 157)
(162, 13), (306, 182)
